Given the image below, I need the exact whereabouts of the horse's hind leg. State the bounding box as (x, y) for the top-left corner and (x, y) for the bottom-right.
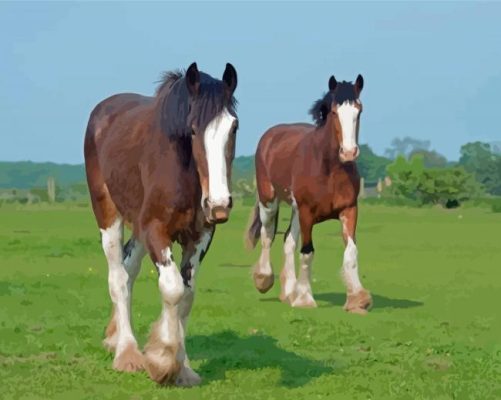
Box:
(279, 205), (299, 303)
(253, 198), (279, 293)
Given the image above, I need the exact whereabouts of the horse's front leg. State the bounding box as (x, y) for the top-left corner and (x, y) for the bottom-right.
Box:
(103, 236), (145, 355)
(176, 226), (215, 387)
(289, 206), (317, 308)
(339, 206), (372, 314)
(280, 206), (299, 303)
(101, 218), (144, 372)
(143, 220), (185, 385)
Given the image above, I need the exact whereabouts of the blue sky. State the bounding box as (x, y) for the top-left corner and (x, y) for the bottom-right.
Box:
(1, 1), (500, 163)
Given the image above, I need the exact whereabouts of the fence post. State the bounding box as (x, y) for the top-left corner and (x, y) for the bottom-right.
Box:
(47, 176), (56, 203)
(376, 178), (383, 199)
(359, 177), (366, 199)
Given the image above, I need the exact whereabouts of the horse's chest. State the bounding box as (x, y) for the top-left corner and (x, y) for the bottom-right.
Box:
(312, 175), (357, 219)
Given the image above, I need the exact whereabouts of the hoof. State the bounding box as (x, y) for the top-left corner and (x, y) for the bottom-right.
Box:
(290, 287), (317, 308)
(176, 366), (202, 387)
(253, 266), (275, 293)
(144, 344), (181, 385)
(344, 289), (373, 314)
(113, 343), (144, 372)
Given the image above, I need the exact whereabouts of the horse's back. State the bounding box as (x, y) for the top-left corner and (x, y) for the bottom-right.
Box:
(256, 123), (314, 203)
(85, 93), (153, 140)
(84, 93), (155, 227)
(257, 123), (313, 163)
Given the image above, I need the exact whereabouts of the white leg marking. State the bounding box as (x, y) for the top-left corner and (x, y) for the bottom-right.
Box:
(144, 247), (185, 380)
(290, 252), (316, 308)
(342, 237), (363, 294)
(176, 229), (213, 387)
(179, 229), (213, 328)
(100, 218), (137, 353)
(156, 248), (184, 345)
(281, 205), (299, 300)
(257, 200), (278, 276)
(204, 107), (236, 206)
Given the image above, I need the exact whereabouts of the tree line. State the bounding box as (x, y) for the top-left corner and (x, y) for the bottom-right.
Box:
(1, 138), (500, 208)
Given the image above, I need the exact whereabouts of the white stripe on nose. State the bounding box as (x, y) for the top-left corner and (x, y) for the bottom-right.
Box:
(337, 102), (359, 153)
(204, 108), (235, 206)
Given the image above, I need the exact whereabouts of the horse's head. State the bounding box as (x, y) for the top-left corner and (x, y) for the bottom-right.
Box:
(310, 75), (364, 163)
(328, 74), (364, 163)
(185, 62), (238, 224)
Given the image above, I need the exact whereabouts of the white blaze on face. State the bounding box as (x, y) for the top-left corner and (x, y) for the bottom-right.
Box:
(337, 102), (360, 153)
(204, 107), (236, 206)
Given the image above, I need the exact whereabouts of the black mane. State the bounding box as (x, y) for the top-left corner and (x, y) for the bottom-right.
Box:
(156, 70), (184, 94)
(156, 69), (237, 138)
(309, 81), (357, 127)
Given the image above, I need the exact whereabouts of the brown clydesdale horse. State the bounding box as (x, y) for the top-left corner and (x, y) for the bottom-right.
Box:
(246, 75), (372, 313)
(84, 62), (238, 386)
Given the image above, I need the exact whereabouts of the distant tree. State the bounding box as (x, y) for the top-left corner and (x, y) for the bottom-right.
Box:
(386, 155), (424, 198)
(385, 137), (430, 159)
(357, 144), (391, 185)
(418, 167), (482, 206)
(491, 141), (501, 155)
(459, 142), (501, 195)
(235, 178), (256, 198)
(386, 154), (482, 206)
(408, 149), (448, 168)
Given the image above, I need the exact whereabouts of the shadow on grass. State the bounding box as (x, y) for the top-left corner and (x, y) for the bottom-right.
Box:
(219, 263), (250, 268)
(188, 330), (333, 387)
(259, 291), (423, 309)
(316, 292), (423, 309)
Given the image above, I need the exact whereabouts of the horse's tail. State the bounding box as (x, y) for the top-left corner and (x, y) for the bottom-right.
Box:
(245, 202), (262, 250)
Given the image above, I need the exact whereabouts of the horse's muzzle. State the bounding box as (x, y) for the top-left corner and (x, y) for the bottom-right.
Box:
(210, 206), (230, 224)
(339, 146), (359, 163)
(204, 197), (233, 224)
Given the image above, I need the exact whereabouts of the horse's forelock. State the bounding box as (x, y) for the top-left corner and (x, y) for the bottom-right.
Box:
(309, 81), (358, 127)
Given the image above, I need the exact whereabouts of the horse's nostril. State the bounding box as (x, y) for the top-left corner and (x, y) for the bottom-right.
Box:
(228, 196), (233, 209)
(203, 197), (209, 209)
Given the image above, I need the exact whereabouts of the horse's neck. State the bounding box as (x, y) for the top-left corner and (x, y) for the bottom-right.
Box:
(315, 114), (342, 167)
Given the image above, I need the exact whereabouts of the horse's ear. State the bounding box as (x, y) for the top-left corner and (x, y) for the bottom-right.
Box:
(222, 63), (238, 96)
(355, 74), (364, 94)
(186, 62), (200, 96)
(328, 75), (337, 92)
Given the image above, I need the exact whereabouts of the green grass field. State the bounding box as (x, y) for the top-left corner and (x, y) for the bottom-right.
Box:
(0, 202), (500, 399)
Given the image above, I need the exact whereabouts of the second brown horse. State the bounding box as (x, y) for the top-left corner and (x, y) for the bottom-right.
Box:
(246, 75), (372, 313)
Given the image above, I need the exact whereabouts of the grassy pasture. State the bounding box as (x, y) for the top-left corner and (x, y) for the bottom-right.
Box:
(0, 202), (500, 399)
